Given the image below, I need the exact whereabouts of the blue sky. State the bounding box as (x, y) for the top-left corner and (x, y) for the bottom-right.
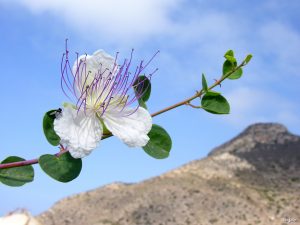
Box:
(0, 0), (299, 216)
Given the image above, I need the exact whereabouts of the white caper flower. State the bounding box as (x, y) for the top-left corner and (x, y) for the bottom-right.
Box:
(54, 45), (157, 158)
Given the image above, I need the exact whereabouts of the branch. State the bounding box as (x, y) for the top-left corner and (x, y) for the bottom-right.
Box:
(0, 60), (247, 170)
(0, 149), (68, 169)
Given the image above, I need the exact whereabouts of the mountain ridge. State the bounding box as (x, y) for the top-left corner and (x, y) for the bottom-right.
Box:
(37, 123), (300, 225)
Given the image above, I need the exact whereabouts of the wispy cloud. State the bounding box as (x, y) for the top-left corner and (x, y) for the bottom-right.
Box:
(2, 0), (300, 131)
(221, 87), (300, 130)
(259, 21), (300, 76)
(2, 0), (183, 44)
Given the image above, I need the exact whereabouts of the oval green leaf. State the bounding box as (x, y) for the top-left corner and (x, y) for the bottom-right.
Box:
(223, 59), (235, 73)
(223, 60), (242, 79)
(245, 54), (252, 64)
(0, 156), (34, 187)
(39, 152), (82, 183)
(228, 67), (243, 80)
(201, 92), (230, 114)
(222, 60), (234, 76)
(224, 49), (234, 57)
(43, 109), (61, 146)
(143, 124), (172, 159)
(224, 50), (236, 63)
(133, 75), (151, 102)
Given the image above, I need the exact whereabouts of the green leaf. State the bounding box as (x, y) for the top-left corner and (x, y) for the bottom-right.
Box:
(0, 156), (34, 187)
(228, 68), (243, 80)
(201, 92), (230, 114)
(43, 109), (61, 146)
(224, 50), (236, 63)
(223, 60), (234, 76)
(143, 124), (172, 159)
(202, 73), (208, 92)
(224, 55), (236, 64)
(133, 75), (151, 102)
(245, 54), (252, 64)
(39, 152), (82, 183)
(223, 60), (242, 80)
(224, 49), (234, 57)
(138, 99), (148, 109)
(207, 90), (221, 95)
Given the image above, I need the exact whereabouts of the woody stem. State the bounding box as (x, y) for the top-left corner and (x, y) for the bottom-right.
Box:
(0, 60), (247, 169)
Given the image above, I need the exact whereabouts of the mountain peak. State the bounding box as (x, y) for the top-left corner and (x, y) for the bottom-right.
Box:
(243, 123), (288, 135)
(209, 123), (299, 156)
(37, 123), (300, 225)
(245, 123), (288, 133)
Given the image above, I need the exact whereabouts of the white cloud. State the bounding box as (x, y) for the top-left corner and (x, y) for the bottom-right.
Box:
(259, 22), (300, 76)
(2, 0), (300, 131)
(221, 87), (300, 130)
(3, 0), (183, 44)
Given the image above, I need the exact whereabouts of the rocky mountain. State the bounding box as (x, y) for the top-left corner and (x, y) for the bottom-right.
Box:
(37, 123), (300, 225)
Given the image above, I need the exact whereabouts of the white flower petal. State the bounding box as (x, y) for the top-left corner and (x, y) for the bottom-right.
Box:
(72, 50), (116, 79)
(103, 107), (152, 147)
(72, 50), (118, 106)
(54, 107), (103, 158)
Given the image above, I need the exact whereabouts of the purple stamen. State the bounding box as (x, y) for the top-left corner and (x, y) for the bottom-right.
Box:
(60, 44), (158, 118)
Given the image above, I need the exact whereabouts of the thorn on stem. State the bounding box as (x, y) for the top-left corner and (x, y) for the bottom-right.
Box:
(214, 79), (222, 87)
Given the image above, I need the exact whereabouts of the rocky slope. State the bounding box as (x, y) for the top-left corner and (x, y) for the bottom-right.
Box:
(37, 123), (300, 225)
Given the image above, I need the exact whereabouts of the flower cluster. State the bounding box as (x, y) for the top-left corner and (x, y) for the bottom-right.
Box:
(55, 45), (158, 158)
